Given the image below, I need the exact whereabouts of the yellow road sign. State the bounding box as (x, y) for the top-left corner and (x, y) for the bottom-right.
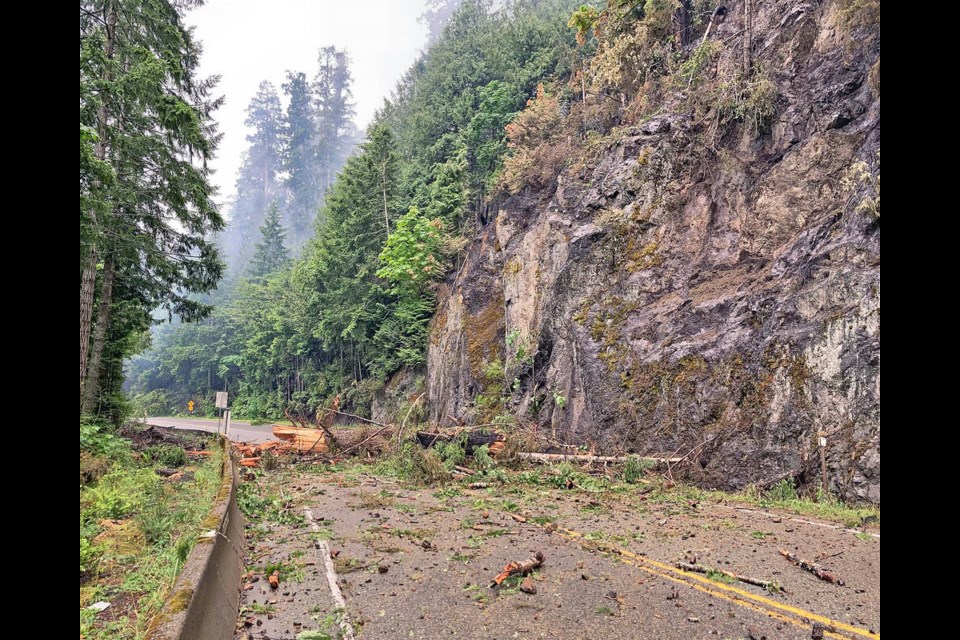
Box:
(188, 400), (195, 412)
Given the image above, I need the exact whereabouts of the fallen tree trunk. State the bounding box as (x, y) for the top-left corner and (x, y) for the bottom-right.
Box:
(489, 551), (544, 588)
(778, 549), (844, 585)
(415, 431), (502, 454)
(518, 452), (683, 465)
(675, 562), (780, 592)
(272, 426), (330, 453)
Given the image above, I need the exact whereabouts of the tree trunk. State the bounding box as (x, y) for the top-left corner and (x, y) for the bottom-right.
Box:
(675, 0), (692, 48)
(82, 255), (116, 415)
(381, 160), (390, 238)
(80, 249), (98, 401)
(80, 2), (117, 405)
(743, 0), (753, 74)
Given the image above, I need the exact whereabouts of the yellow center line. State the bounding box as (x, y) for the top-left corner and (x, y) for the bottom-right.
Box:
(518, 513), (878, 640)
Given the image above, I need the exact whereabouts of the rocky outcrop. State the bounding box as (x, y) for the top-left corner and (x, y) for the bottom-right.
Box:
(427, 0), (880, 502)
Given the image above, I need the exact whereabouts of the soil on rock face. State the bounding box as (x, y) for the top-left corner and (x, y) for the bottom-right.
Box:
(426, 0), (881, 503)
(236, 469), (880, 640)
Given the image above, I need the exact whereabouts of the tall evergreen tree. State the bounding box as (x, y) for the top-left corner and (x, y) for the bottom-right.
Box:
(283, 71), (319, 243)
(249, 202), (290, 278)
(314, 47), (357, 194)
(224, 81), (284, 268)
(307, 124), (399, 378)
(80, 0), (223, 414)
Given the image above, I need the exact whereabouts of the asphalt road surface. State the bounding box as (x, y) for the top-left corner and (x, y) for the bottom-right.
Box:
(146, 416), (275, 443)
(237, 468), (881, 640)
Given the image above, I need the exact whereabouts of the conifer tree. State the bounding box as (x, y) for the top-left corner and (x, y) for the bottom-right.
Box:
(224, 81), (284, 267)
(80, 0), (223, 412)
(249, 202), (290, 278)
(283, 71), (319, 243)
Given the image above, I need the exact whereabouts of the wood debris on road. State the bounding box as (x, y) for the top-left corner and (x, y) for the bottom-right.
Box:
(489, 551), (544, 588)
(675, 562), (781, 592)
(778, 549), (845, 585)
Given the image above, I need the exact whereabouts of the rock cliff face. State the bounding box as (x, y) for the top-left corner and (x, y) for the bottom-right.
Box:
(426, 0), (880, 502)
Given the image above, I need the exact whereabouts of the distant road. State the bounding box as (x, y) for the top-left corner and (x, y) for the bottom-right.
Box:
(146, 416), (275, 443)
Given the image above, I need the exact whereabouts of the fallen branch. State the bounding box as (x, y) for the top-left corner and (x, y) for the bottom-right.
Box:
(335, 424), (394, 458)
(395, 392), (425, 446)
(489, 551), (544, 588)
(676, 562), (781, 592)
(327, 408), (388, 428)
(416, 430), (503, 454)
(519, 452), (683, 465)
(778, 549), (845, 585)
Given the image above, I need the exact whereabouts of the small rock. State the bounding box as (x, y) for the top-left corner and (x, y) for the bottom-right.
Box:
(520, 577), (537, 594)
(811, 622), (825, 639)
(687, 616), (700, 623)
(772, 517), (782, 523)
(641, 115), (672, 135)
(378, 565), (389, 574)
(581, 573), (590, 580)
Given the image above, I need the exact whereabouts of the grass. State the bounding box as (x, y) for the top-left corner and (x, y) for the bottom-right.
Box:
(263, 558), (307, 583)
(705, 569), (736, 585)
(305, 448), (879, 530)
(237, 478), (306, 527)
(79, 423), (222, 640)
(243, 602), (276, 615)
(451, 551), (475, 563)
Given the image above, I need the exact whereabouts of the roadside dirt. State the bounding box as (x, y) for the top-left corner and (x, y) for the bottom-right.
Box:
(235, 468), (879, 640)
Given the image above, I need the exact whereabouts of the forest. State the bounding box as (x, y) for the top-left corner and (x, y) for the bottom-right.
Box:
(121, 0), (584, 420)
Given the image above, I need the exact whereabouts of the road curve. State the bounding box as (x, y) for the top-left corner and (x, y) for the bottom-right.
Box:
(146, 416), (275, 443)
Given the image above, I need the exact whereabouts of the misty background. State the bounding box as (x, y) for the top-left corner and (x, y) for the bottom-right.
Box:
(190, 0), (436, 203)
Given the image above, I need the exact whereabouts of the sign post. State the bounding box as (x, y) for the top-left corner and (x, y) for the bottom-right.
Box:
(215, 392), (229, 435)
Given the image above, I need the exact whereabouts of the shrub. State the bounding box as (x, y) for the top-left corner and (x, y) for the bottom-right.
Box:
(139, 498), (176, 545)
(716, 72), (778, 134)
(499, 85), (569, 194)
(837, 0), (880, 38)
(80, 534), (100, 574)
(621, 457), (654, 483)
(80, 421), (129, 460)
(144, 444), (188, 468)
(83, 482), (135, 521)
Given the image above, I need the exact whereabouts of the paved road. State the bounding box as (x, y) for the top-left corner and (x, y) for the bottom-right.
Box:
(146, 416), (275, 443)
(239, 469), (881, 640)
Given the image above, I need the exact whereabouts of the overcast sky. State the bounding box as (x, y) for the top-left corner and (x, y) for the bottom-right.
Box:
(188, 0), (430, 203)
